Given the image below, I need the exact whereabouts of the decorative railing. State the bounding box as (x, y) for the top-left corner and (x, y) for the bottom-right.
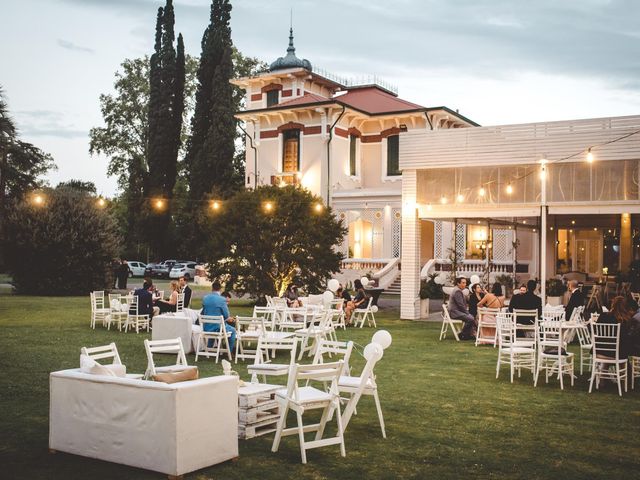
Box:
(372, 258), (400, 289)
(340, 258), (391, 272)
(423, 259), (530, 280)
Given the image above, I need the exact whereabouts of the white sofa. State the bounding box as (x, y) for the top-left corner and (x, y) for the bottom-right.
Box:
(49, 369), (238, 478)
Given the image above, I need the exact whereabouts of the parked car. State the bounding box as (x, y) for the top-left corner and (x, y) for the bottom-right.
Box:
(127, 261), (147, 277)
(169, 262), (197, 280)
(154, 259), (180, 278)
(144, 262), (163, 277)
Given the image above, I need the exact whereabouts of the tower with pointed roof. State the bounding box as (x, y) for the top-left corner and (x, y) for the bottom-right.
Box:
(269, 28), (312, 72)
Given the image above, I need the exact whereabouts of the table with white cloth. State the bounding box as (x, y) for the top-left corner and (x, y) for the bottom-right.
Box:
(152, 313), (195, 353)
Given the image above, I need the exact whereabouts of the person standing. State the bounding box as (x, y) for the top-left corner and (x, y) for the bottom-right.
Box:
(565, 280), (585, 321)
(117, 259), (129, 289)
(448, 277), (476, 340)
(179, 276), (192, 308)
(201, 281), (236, 356)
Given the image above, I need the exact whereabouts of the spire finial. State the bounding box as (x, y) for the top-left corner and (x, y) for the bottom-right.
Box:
(287, 13), (295, 55)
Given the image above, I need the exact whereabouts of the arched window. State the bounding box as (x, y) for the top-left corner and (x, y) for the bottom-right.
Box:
(282, 129), (300, 173)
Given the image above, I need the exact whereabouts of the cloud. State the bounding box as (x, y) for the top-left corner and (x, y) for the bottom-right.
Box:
(57, 39), (95, 54)
(14, 109), (87, 139)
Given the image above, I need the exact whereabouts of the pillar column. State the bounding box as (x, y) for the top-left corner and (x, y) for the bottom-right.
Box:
(400, 170), (421, 320)
(620, 213), (632, 272)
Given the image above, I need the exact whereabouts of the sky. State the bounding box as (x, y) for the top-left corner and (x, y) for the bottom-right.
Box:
(2, 0), (640, 196)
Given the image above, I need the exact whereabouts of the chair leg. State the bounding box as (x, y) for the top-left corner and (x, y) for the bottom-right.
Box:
(616, 366), (623, 397)
(335, 400), (346, 458)
(588, 363), (596, 393)
(373, 390), (386, 438)
(271, 404), (288, 453)
(296, 411), (307, 464)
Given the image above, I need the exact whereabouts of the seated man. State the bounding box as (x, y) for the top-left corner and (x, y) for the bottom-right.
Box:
(179, 275), (192, 308)
(201, 281), (236, 356)
(565, 280), (584, 321)
(448, 277), (476, 340)
(132, 281), (160, 319)
(508, 279), (542, 321)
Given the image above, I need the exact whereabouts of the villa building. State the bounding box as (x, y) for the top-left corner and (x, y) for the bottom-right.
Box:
(233, 31), (640, 316)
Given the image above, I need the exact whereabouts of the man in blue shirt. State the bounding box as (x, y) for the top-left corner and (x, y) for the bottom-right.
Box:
(201, 280), (236, 355)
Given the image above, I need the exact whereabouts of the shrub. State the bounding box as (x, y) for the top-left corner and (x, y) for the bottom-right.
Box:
(420, 273), (444, 300)
(4, 189), (121, 295)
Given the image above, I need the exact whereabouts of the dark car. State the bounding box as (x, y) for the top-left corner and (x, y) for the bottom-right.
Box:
(154, 259), (179, 278)
(144, 262), (163, 278)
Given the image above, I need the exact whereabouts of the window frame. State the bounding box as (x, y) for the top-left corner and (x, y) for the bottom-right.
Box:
(266, 89), (279, 107)
(282, 129), (301, 173)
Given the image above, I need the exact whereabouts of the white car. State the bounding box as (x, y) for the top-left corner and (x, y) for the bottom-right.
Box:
(127, 261), (147, 277)
(169, 262), (197, 280)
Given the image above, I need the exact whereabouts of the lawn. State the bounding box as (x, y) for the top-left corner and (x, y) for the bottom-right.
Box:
(0, 294), (639, 479)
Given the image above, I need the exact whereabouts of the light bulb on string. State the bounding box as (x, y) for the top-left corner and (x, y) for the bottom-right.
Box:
(263, 201), (274, 213)
(506, 183), (513, 195)
(478, 187), (486, 197)
(426, 204), (433, 211)
(96, 197), (106, 208)
(313, 203), (324, 213)
(586, 148), (594, 163)
(456, 194), (464, 203)
(440, 195), (447, 205)
(210, 200), (221, 211)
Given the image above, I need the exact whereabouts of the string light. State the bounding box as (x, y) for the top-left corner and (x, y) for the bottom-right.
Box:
(586, 148), (594, 163)
(210, 200), (221, 211)
(263, 201), (274, 213)
(571, 220), (575, 225)
(32, 194), (45, 206)
(440, 195), (447, 204)
(426, 204), (433, 211)
(153, 199), (165, 210)
(96, 197), (106, 208)
(506, 183), (513, 195)
(478, 187), (486, 197)
(314, 203), (323, 213)
(456, 194), (464, 203)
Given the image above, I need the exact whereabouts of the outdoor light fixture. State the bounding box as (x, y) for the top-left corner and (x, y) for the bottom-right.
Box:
(210, 200), (221, 211)
(440, 195), (447, 204)
(263, 201), (274, 212)
(478, 187), (486, 197)
(96, 197), (106, 208)
(426, 204), (433, 211)
(32, 193), (45, 206)
(456, 194), (464, 203)
(314, 203), (323, 213)
(586, 148), (594, 163)
(154, 199), (165, 210)
(506, 183), (513, 194)
(571, 220), (576, 225)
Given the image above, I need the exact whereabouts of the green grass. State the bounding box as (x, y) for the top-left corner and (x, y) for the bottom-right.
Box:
(1, 295), (639, 479)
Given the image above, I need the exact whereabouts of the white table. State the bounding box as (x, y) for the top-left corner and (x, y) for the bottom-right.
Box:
(152, 314), (194, 353)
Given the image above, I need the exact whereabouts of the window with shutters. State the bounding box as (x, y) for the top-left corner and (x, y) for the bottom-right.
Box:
(282, 129), (300, 173)
(386, 135), (400, 176)
(349, 134), (357, 176)
(266, 89), (279, 107)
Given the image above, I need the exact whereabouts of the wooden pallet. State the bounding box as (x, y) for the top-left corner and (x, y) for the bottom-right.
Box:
(238, 415), (279, 439)
(238, 383), (282, 439)
(239, 401), (279, 423)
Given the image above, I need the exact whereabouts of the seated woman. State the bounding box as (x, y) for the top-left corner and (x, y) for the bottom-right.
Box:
(157, 280), (179, 314)
(468, 283), (484, 319)
(597, 296), (637, 358)
(344, 279), (368, 326)
(283, 284), (301, 308)
(476, 283), (505, 340)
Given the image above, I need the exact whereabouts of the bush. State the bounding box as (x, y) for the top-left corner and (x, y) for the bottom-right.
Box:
(4, 189), (121, 295)
(420, 273), (444, 300)
(546, 278), (567, 297)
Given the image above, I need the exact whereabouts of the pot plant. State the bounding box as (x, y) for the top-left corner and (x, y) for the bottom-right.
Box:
(546, 278), (567, 306)
(420, 273), (444, 318)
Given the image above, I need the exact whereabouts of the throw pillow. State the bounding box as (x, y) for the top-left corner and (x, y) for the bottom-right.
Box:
(152, 367), (199, 384)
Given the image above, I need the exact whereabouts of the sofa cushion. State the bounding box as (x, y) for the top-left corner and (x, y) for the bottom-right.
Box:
(79, 354), (127, 378)
(153, 367), (199, 384)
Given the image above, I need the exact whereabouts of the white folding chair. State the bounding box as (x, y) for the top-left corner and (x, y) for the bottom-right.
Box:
(330, 299), (346, 329)
(253, 306), (277, 330)
(80, 342), (143, 379)
(234, 316), (266, 363)
(176, 292), (185, 313)
(589, 322), (628, 396)
(439, 303), (462, 341)
(353, 297), (376, 328)
(271, 360), (346, 464)
(295, 310), (331, 360)
(496, 312), (536, 383)
(475, 307), (500, 347)
(575, 319), (593, 375)
(534, 320), (574, 390)
(247, 336), (298, 384)
(143, 337), (194, 380)
(312, 340), (353, 377)
(90, 291), (110, 329)
(338, 342), (386, 438)
(194, 315), (231, 363)
(106, 293), (128, 331)
(124, 295), (150, 333)
(513, 309), (538, 344)
(631, 356), (640, 390)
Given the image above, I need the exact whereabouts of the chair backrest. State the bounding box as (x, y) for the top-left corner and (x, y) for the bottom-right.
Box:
(175, 292), (185, 313)
(568, 305), (584, 322)
(236, 315), (266, 333)
(255, 336), (298, 365)
(127, 294), (140, 315)
(285, 361), (344, 401)
(514, 309), (538, 325)
(352, 342), (385, 390)
(91, 291), (105, 309)
(496, 312), (516, 347)
(253, 306), (276, 329)
(538, 320), (563, 346)
(542, 310), (565, 322)
(441, 303), (452, 321)
(330, 298), (345, 311)
(144, 337), (188, 377)
(590, 322), (621, 359)
(360, 296), (373, 310)
(273, 297), (288, 308)
(575, 322), (592, 346)
(81, 342), (122, 365)
(200, 315), (227, 334)
(157, 290), (165, 300)
(478, 307), (500, 322)
(312, 340), (353, 375)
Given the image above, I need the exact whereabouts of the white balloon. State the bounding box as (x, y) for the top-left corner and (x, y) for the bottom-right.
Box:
(322, 290), (334, 303)
(328, 279), (340, 292)
(371, 305), (379, 313)
(364, 342), (384, 362)
(434, 275), (444, 285)
(372, 330), (392, 349)
(360, 277), (370, 287)
(470, 275), (480, 285)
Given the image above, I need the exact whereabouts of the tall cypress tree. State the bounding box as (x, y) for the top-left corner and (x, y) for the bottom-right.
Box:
(185, 0), (237, 200)
(145, 0), (185, 257)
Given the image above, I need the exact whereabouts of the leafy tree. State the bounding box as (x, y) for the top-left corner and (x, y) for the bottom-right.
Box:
(184, 0), (236, 199)
(56, 179), (97, 194)
(145, 0), (185, 257)
(202, 185), (346, 298)
(4, 188), (120, 295)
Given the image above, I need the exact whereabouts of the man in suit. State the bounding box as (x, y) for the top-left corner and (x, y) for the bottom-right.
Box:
(508, 279), (542, 322)
(179, 276), (192, 308)
(201, 280), (236, 356)
(448, 277), (476, 340)
(132, 281), (159, 318)
(565, 280), (585, 321)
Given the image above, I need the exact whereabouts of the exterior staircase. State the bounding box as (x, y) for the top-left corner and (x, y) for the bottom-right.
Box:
(385, 273), (401, 295)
